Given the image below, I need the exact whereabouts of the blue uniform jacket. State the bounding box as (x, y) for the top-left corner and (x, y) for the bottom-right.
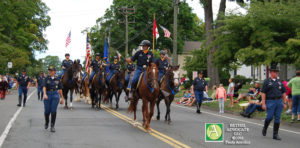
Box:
(62, 59), (73, 69)
(131, 50), (154, 67)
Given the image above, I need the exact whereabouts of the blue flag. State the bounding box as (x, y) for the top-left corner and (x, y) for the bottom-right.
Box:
(104, 38), (109, 73)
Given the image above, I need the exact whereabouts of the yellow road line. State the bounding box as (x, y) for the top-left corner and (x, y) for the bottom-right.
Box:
(101, 105), (191, 148)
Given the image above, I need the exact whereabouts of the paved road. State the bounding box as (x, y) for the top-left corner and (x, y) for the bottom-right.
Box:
(0, 88), (300, 148)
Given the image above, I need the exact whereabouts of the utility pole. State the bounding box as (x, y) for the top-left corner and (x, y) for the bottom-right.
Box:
(172, 0), (179, 65)
(118, 7), (135, 58)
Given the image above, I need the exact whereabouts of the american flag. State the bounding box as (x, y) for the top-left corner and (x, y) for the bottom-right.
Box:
(65, 31), (71, 47)
(85, 33), (91, 72)
(160, 25), (171, 38)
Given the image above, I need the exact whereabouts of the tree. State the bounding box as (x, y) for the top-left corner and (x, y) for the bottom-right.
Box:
(42, 56), (62, 72)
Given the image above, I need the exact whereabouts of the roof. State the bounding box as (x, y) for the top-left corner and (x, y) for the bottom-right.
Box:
(182, 41), (202, 54)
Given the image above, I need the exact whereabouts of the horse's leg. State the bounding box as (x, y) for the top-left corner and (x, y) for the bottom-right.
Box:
(90, 89), (95, 108)
(142, 98), (146, 127)
(167, 96), (174, 124)
(156, 97), (162, 120)
(115, 91), (120, 110)
(99, 90), (102, 110)
(70, 89), (74, 110)
(109, 90), (113, 108)
(164, 97), (169, 122)
(63, 89), (68, 109)
(149, 98), (156, 127)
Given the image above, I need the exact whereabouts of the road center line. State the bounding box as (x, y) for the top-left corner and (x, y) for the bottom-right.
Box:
(0, 89), (36, 148)
(173, 104), (300, 135)
(101, 105), (191, 148)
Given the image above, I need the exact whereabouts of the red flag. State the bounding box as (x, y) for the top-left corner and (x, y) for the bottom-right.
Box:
(85, 34), (91, 72)
(153, 18), (159, 40)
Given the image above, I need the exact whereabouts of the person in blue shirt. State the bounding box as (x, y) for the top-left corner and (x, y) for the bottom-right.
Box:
(58, 53), (73, 79)
(126, 40), (154, 99)
(156, 50), (169, 83)
(106, 56), (121, 84)
(191, 71), (208, 114)
(36, 71), (45, 101)
(42, 66), (63, 132)
(125, 61), (135, 86)
(261, 63), (287, 140)
(89, 53), (102, 87)
(16, 69), (31, 107)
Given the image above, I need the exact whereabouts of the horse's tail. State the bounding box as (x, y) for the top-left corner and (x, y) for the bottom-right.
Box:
(127, 98), (137, 114)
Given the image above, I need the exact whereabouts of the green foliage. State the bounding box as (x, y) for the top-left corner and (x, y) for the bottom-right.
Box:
(42, 56), (62, 72)
(215, 1), (300, 68)
(183, 48), (207, 80)
(89, 0), (204, 58)
(0, 0), (50, 74)
(233, 75), (252, 84)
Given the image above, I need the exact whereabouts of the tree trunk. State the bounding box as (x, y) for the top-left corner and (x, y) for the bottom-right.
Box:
(279, 63), (287, 81)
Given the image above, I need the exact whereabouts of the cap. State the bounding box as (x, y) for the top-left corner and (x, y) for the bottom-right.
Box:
(198, 70), (203, 74)
(95, 53), (100, 56)
(22, 69), (26, 72)
(270, 63), (279, 72)
(139, 40), (151, 47)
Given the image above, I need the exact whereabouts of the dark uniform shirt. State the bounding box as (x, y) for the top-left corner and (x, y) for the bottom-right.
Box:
(62, 59), (73, 69)
(90, 59), (101, 72)
(157, 58), (169, 74)
(109, 63), (121, 71)
(17, 75), (31, 87)
(126, 63), (135, 72)
(261, 78), (286, 99)
(37, 76), (45, 86)
(42, 76), (63, 91)
(131, 50), (154, 67)
(193, 77), (207, 91)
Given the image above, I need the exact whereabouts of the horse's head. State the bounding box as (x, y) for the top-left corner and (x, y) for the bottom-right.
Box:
(166, 65), (180, 87)
(116, 69), (125, 88)
(72, 59), (82, 83)
(147, 62), (159, 90)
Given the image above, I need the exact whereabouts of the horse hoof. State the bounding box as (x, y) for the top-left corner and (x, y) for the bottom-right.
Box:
(156, 116), (160, 120)
(168, 121), (172, 125)
(70, 107), (74, 110)
(64, 106), (68, 109)
(152, 117), (156, 121)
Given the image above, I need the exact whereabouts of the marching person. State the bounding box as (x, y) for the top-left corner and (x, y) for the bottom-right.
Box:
(89, 53), (102, 88)
(126, 40), (154, 99)
(42, 66), (64, 132)
(191, 70), (208, 114)
(36, 71), (45, 101)
(157, 50), (169, 82)
(58, 53), (73, 79)
(106, 56), (121, 85)
(16, 69), (31, 107)
(261, 63), (287, 140)
(125, 60), (135, 86)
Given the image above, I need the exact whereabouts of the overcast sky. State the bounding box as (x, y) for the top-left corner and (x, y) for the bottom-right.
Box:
(37, 0), (246, 62)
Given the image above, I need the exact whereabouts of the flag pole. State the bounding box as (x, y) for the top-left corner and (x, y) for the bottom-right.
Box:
(153, 13), (155, 52)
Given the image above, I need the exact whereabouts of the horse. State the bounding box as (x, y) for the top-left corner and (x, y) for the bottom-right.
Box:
(61, 59), (81, 110)
(128, 62), (159, 131)
(107, 69), (125, 109)
(79, 68), (92, 104)
(156, 65), (180, 124)
(90, 66), (107, 109)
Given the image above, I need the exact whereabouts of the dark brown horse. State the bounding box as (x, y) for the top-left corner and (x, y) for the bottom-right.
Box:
(128, 62), (159, 131)
(107, 70), (125, 109)
(90, 67), (107, 109)
(156, 65), (180, 124)
(61, 59), (81, 110)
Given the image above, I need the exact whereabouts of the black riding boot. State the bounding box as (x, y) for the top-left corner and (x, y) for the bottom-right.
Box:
(23, 95), (27, 107)
(196, 102), (202, 114)
(262, 119), (271, 136)
(17, 95), (22, 107)
(50, 112), (57, 132)
(38, 92), (40, 100)
(44, 113), (50, 129)
(273, 123), (281, 140)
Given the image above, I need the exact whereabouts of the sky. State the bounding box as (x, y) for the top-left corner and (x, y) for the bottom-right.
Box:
(37, 0), (246, 62)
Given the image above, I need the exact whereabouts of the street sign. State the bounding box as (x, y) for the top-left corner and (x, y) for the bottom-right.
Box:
(7, 62), (12, 69)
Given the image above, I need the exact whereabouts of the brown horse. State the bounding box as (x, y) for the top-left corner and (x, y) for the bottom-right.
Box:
(128, 62), (159, 131)
(156, 65), (180, 124)
(90, 67), (107, 109)
(107, 70), (125, 109)
(61, 59), (81, 110)
(79, 68), (92, 104)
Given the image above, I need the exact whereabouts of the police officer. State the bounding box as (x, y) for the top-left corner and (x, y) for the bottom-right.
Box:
(126, 40), (154, 99)
(125, 60), (135, 86)
(106, 56), (121, 84)
(157, 50), (169, 82)
(42, 66), (64, 132)
(261, 63), (287, 140)
(58, 53), (73, 79)
(191, 71), (208, 114)
(16, 69), (31, 107)
(36, 71), (45, 101)
(89, 53), (102, 87)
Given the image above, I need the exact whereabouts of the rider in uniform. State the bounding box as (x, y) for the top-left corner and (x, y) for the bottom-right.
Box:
(157, 50), (169, 82)
(89, 53), (102, 87)
(126, 40), (154, 99)
(125, 60), (135, 86)
(16, 69), (31, 107)
(36, 71), (45, 101)
(191, 70), (208, 114)
(261, 63), (287, 140)
(106, 56), (121, 85)
(58, 53), (73, 79)
(42, 66), (63, 132)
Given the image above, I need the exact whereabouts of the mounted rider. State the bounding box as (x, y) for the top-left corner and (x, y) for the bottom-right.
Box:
(125, 60), (136, 85)
(126, 40), (154, 99)
(156, 50), (169, 83)
(106, 56), (121, 85)
(58, 53), (73, 79)
(89, 53), (102, 88)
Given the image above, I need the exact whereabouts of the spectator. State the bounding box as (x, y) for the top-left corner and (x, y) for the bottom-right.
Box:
(216, 84), (227, 114)
(283, 80), (292, 115)
(0, 76), (9, 100)
(180, 90), (191, 104)
(240, 96), (264, 118)
(235, 82), (261, 103)
(287, 70), (300, 123)
(227, 78), (235, 108)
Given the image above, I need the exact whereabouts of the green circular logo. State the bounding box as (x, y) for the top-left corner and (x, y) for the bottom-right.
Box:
(206, 124), (222, 140)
